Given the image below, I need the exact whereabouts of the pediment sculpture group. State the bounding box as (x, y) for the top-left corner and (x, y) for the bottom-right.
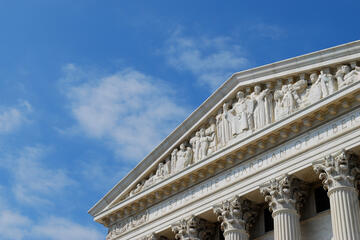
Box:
(128, 62), (360, 198)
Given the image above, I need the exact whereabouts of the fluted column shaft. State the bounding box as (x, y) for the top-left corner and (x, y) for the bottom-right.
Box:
(260, 175), (308, 240)
(328, 187), (360, 240)
(223, 229), (248, 240)
(273, 209), (301, 240)
(313, 150), (360, 240)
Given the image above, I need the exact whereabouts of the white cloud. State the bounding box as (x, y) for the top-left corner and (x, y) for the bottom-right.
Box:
(1, 146), (74, 205)
(0, 210), (103, 240)
(0, 100), (32, 133)
(162, 29), (249, 89)
(31, 217), (103, 240)
(62, 66), (190, 160)
(0, 210), (31, 240)
(249, 23), (284, 39)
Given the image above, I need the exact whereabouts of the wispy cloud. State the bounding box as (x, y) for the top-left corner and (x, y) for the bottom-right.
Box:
(0, 146), (74, 206)
(0, 209), (103, 240)
(61, 65), (190, 161)
(0, 210), (31, 240)
(162, 28), (249, 89)
(248, 22), (284, 39)
(0, 100), (32, 133)
(31, 217), (103, 240)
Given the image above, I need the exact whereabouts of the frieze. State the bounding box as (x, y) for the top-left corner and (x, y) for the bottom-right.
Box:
(110, 106), (360, 238)
(125, 61), (360, 200)
(107, 210), (149, 240)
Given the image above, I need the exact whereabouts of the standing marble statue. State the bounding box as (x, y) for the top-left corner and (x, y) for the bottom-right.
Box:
(336, 65), (348, 89)
(198, 128), (214, 161)
(305, 72), (322, 106)
(171, 148), (178, 173)
(250, 85), (270, 130)
(231, 91), (250, 136)
(319, 69), (337, 97)
(185, 147), (193, 166)
(190, 131), (201, 163)
(265, 82), (275, 124)
(274, 80), (284, 121)
(216, 103), (232, 147)
(205, 117), (217, 155)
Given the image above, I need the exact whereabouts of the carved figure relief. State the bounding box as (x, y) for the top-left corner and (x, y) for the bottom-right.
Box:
(126, 60), (360, 200)
(174, 144), (192, 173)
(251, 85), (270, 129)
(216, 103), (232, 147)
(337, 64), (360, 89)
(231, 91), (251, 136)
(274, 80), (284, 121)
(319, 69), (337, 97)
(205, 117), (217, 155)
(305, 72), (323, 105)
(190, 131), (201, 163)
(107, 211), (149, 240)
(198, 128), (214, 161)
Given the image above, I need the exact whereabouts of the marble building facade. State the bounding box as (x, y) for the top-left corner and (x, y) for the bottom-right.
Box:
(89, 40), (360, 240)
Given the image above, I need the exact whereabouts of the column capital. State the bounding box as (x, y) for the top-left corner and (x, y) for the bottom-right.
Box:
(313, 149), (360, 192)
(260, 174), (308, 214)
(213, 195), (258, 235)
(171, 215), (214, 240)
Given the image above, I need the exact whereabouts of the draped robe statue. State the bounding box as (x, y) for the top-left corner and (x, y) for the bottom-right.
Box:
(338, 64), (360, 89)
(265, 82), (275, 124)
(190, 131), (201, 163)
(274, 80), (284, 121)
(175, 143), (191, 173)
(231, 91), (250, 136)
(205, 117), (217, 155)
(306, 72), (323, 105)
(251, 85), (270, 130)
(198, 128), (214, 160)
(216, 103), (232, 147)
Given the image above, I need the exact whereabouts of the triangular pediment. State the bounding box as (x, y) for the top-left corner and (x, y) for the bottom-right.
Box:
(89, 40), (360, 225)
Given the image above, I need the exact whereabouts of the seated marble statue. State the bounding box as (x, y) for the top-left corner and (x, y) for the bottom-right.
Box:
(344, 65), (360, 87)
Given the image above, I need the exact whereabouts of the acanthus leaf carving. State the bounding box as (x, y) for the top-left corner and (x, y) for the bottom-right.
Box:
(260, 174), (308, 214)
(313, 149), (360, 191)
(213, 195), (258, 234)
(171, 215), (215, 240)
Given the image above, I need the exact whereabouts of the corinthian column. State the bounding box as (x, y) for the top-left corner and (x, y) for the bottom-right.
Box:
(260, 174), (308, 240)
(171, 215), (214, 240)
(213, 195), (258, 240)
(313, 149), (360, 240)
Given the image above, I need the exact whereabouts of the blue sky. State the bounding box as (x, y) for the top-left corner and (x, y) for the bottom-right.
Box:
(0, 0), (359, 239)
